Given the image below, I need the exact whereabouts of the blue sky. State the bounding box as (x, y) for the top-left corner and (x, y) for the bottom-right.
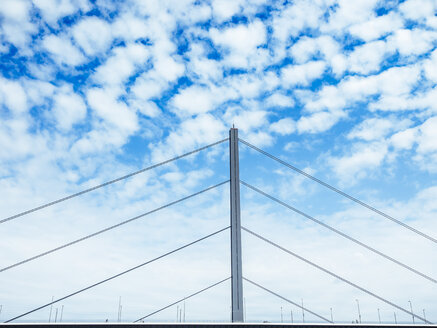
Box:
(1, 0), (437, 324)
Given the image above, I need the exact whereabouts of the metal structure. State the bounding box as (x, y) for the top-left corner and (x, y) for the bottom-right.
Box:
(1, 127), (436, 325)
(229, 127), (244, 322)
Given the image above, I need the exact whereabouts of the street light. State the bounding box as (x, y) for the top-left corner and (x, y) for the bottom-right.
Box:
(356, 299), (362, 323)
(301, 299), (305, 323)
(408, 300), (415, 324)
(378, 308), (381, 324)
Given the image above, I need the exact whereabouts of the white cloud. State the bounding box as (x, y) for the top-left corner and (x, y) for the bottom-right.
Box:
(390, 127), (418, 150)
(269, 118), (296, 135)
(388, 117), (437, 172)
(150, 113), (226, 162)
(22, 79), (55, 107)
(171, 85), (218, 116)
(282, 61), (326, 86)
(347, 40), (391, 74)
(87, 87), (138, 133)
(34, 0), (91, 25)
(132, 100), (160, 118)
(322, 0), (379, 33)
(42, 34), (86, 66)
(399, 0), (436, 21)
(290, 35), (340, 64)
(171, 83), (239, 117)
(227, 74), (264, 99)
(211, 0), (243, 22)
(210, 20), (266, 68)
(153, 56), (185, 82)
(388, 28), (437, 57)
(334, 65), (421, 111)
(426, 15), (437, 29)
(272, 1), (324, 43)
(297, 110), (344, 134)
(265, 93), (294, 109)
(0, 0), (36, 49)
(226, 109), (268, 134)
(349, 12), (403, 42)
(415, 116), (437, 154)
(188, 50), (223, 82)
(244, 130), (274, 147)
(71, 16), (113, 56)
(348, 117), (412, 141)
(423, 49), (437, 83)
(130, 74), (167, 101)
(0, 118), (46, 161)
(0, 77), (28, 114)
(304, 85), (346, 113)
(93, 43), (149, 87)
(289, 37), (318, 64)
(329, 141), (389, 184)
(112, 13), (150, 41)
(52, 85), (87, 131)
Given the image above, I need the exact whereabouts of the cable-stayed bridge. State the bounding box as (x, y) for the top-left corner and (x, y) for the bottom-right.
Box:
(0, 128), (436, 327)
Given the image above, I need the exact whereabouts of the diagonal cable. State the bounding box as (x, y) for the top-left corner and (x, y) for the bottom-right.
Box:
(242, 226), (432, 324)
(243, 277), (332, 323)
(0, 180), (229, 273)
(239, 138), (437, 244)
(4, 226), (230, 323)
(134, 277), (231, 322)
(1, 138), (228, 225)
(241, 181), (436, 284)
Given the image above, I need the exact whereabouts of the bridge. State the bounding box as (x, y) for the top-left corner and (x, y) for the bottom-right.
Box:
(0, 128), (435, 326)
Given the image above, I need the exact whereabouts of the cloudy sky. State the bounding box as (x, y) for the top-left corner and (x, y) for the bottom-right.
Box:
(1, 0), (437, 324)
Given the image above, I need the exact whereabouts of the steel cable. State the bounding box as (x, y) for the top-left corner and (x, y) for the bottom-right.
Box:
(243, 277), (332, 323)
(4, 226), (230, 323)
(0, 180), (229, 273)
(242, 226), (432, 324)
(239, 138), (437, 244)
(1, 138), (228, 225)
(241, 180), (436, 284)
(134, 277), (231, 322)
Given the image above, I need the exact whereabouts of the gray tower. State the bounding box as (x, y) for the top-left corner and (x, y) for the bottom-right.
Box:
(229, 127), (244, 322)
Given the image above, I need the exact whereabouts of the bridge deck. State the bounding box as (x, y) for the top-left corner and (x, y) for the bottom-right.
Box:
(0, 323), (434, 328)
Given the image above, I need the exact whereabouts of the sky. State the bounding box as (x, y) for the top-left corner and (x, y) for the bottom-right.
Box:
(0, 0), (437, 324)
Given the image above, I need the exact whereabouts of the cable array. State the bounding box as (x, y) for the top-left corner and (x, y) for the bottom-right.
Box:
(1, 138), (228, 225)
(242, 226), (432, 324)
(134, 277), (231, 322)
(3, 134), (434, 323)
(239, 138), (437, 244)
(4, 226), (230, 323)
(241, 180), (436, 284)
(0, 181), (229, 274)
(243, 277), (332, 323)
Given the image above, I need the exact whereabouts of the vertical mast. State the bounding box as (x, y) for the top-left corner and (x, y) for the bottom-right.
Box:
(229, 127), (244, 322)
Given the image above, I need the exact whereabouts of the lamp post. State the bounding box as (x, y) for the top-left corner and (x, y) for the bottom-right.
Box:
(356, 299), (362, 323)
(408, 300), (415, 324)
(301, 299), (305, 323)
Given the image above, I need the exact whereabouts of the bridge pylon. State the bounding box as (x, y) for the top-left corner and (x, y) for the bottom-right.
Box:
(229, 127), (244, 322)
